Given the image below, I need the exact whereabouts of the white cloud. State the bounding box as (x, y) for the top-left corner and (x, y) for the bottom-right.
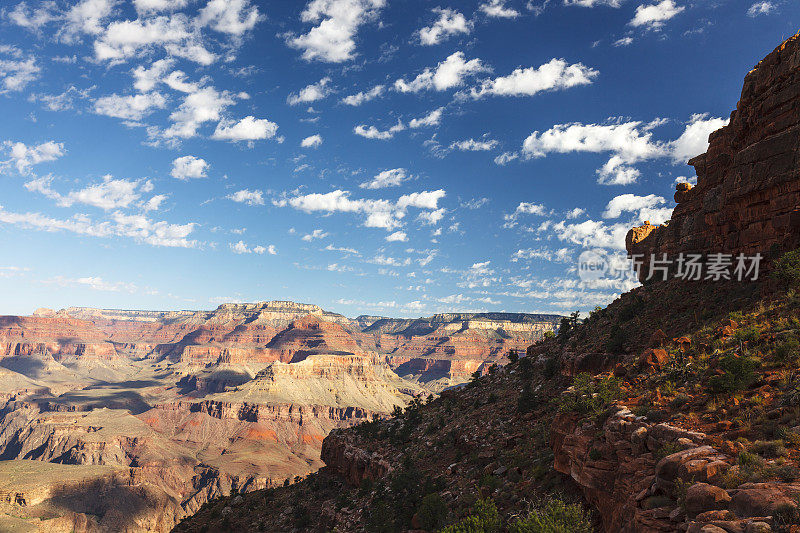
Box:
(551, 219), (631, 250)
(418, 7), (471, 45)
(629, 0), (684, 29)
(566, 207), (585, 219)
(9, 0), (116, 42)
(287, 77), (332, 105)
(3, 140), (65, 174)
(197, 0), (261, 35)
(0, 206), (200, 248)
(227, 189), (264, 205)
(287, 0), (386, 63)
(47, 275), (137, 293)
(395, 51), (488, 93)
(212, 116), (279, 142)
(564, 0), (624, 5)
(164, 86), (235, 138)
(470, 58), (598, 98)
(275, 188), (445, 231)
(353, 120), (405, 139)
(171, 155), (209, 180)
(341, 85), (384, 105)
(134, 0), (190, 15)
(669, 113), (729, 164)
(602, 193), (672, 223)
(25, 175), (155, 210)
(301, 134), (323, 148)
(480, 0), (521, 18)
(511, 247), (571, 262)
(614, 36), (634, 46)
(747, 1), (777, 16)
(522, 120), (665, 185)
(409, 107), (443, 128)
(36, 85), (93, 111)
(360, 168), (408, 189)
(302, 229), (329, 241)
(503, 202), (547, 226)
(230, 240), (274, 254)
(418, 207), (446, 225)
(94, 14), (216, 65)
(324, 244), (359, 254)
(0, 49), (40, 92)
(93, 92), (167, 120)
(386, 231), (407, 242)
(132, 58), (173, 92)
(450, 138), (499, 151)
(494, 151), (519, 165)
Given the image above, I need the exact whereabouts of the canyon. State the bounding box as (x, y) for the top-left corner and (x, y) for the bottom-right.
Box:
(0, 301), (558, 531)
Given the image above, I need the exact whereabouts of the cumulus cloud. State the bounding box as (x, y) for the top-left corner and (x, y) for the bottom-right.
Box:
(479, 0), (521, 18)
(418, 7), (471, 45)
(669, 113), (729, 164)
(46, 275), (137, 293)
(197, 0), (261, 35)
(274, 188), (445, 231)
(450, 138), (499, 151)
(287, 0), (386, 63)
(9, 0), (117, 42)
(93, 92), (167, 120)
(341, 84), (384, 105)
(409, 107), (443, 128)
(133, 0), (190, 15)
(629, 0), (684, 29)
(230, 240), (274, 254)
(2, 140), (65, 174)
(0, 48), (40, 92)
(470, 58), (598, 98)
(602, 193), (672, 223)
(494, 151), (519, 165)
(301, 134), (323, 148)
(747, 1), (777, 16)
(302, 229), (329, 241)
(386, 231), (407, 242)
(171, 155), (208, 179)
(564, 0), (624, 6)
(164, 86), (235, 138)
(24, 175), (157, 210)
(287, 77), (332, 105)
(511, 247), (571, 262)
(360, 168), (408, 189)
(0, 205), (200, 248)
(353, 120), (405, 140)
(395, 51), (488, 93)
(503, 202), (548, 227)
(212, 116), (279, 142)
(227, 189), (264, 205)
(521, 115), (727, 185)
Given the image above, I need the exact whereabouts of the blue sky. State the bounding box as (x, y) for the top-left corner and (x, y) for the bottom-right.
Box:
(0, 0), (796, 317)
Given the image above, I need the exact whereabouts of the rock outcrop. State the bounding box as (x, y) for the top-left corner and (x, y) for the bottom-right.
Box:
(627, 35), (800, 280)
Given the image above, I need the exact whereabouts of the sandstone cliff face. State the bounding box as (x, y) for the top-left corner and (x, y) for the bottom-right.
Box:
(627, 36), (800, 279)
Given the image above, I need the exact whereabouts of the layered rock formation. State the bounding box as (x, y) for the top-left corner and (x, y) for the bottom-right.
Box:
(627, 35), (800, 280)
(0, 301), (558, 531)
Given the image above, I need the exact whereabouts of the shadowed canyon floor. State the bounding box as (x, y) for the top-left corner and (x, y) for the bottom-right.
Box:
(0, 302), (558, 531)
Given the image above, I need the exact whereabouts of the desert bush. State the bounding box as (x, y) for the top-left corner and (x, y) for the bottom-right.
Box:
(775, 248), (800, 288)
(439, 498), (500, 533)
(708, 354), (760, 393)
(557, 374), (621, 418)
(655, 442), (682, 462)
(734, 324), (762, 344)
(417, 494), (448, 531)
(749, 440), (787, 458)
(605, 325), (626, 353)
(775, 336), (800, 363)
(507, 498), (592, 533)
(508, 350), (519, 363)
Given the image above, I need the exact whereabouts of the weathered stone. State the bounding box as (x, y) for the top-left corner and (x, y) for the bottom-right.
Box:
(744, 522), (772, 533)
(685, 483), (732, 519)
(730, 485), (796, 518)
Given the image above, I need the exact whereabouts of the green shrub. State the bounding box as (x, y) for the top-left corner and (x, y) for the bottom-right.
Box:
(508, 350), (520, 364)
(508, 498), (592, 533)
(439, 499), (500, 533)
(417, 493), (448, 531)
(558, 373), (622, 418)
(734, 324), (761, 344)
(749, 440), (787, 458)
(775, 337), (800, 363)
(708, 354), (760, 393)
(655, 442), (682, 462)
(775, 248), (800, 288)
(605, 325), (626, 353)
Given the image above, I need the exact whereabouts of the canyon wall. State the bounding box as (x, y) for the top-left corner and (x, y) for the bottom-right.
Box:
(627, 35), (800, 279)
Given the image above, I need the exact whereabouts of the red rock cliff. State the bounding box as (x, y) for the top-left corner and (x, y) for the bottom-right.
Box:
(627, 36), (800, 279)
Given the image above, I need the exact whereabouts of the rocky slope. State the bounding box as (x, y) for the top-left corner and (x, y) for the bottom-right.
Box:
(175, 36), (800, 533)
